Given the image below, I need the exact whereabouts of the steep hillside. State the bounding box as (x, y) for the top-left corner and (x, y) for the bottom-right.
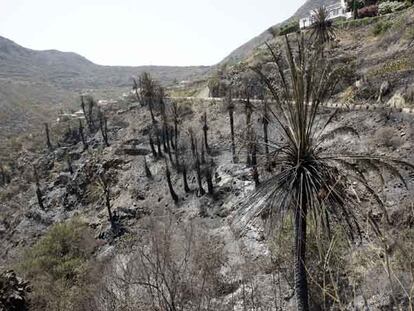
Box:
(219, 0), (337, 65)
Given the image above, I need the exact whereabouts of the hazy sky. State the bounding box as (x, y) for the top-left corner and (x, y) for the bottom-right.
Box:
(0, 0), (305, 66)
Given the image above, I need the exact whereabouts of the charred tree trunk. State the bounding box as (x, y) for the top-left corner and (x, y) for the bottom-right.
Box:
(166, 163), (178, 203)
(163, 125), (169, 153)
(174, 143), (180, 169)
(99, 113), (110, 147)
(246, 98), (253, 166)
(165, 128), (173, 164)
(148, 98), (156, 124)
(205, 166), (214, 195)
(132, 78), (141, 103)
(100, 174), (114, 229)
(195, 155), (205, 196)
(36, 188), (44, 210)
(88, 100), (95, 132)
(66, 156), (74, 175)
(263, 101), (271, 171)
(294, 200), (309, 311)
(170, 127), (176, 150)
(182, 166), (190, 193)
(201, 142), (206, 165)
(156, 131), (163, 157)
(144, 157), (152, 178)
(105, 185), (114, 228)
(0, 164), (7, 185)
(189, 130), (196, 158)
(202, 112), (209, 154)
(149, 135), (157, 158)
(33, 166), (44, 209)
(174, 118), (178, 152)
(79, 119), (88, 151)
(44, 123), (52, 151)
(81, 96), (89, 128)
(251, 141), (259, 187)
(229, 107), (236, 163)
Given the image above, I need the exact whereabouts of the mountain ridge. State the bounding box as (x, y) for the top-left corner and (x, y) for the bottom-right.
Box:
(0, 35), (210, 142)
(219, 0), (338, 65)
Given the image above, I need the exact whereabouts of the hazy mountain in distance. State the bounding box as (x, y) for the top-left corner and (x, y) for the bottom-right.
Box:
(0, 35), (210, 142)
(0, 36), (210, 90)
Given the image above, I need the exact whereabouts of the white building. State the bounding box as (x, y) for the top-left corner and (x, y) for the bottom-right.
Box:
(299, 0), (352, 29)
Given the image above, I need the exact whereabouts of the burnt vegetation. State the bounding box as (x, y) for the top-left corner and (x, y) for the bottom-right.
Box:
(2, 5), (414, 311)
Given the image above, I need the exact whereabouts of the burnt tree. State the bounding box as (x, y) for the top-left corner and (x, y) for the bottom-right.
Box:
(99, 111), (110, 147)
(262, 100), (271, 171)
(44, 123), (52, 151)
(149, 135), (157, 158)
(165, 161), (178, 203)
(144, 157), (152, 178)
(195, 148), (205, 196)
(201, 112), (209, 154)
(33, 166), (44, 209)
(204, 160), (214, 195)
(79, 119), (88, 151)
(226, 90), (237, 163)
(99, 172), (114, 229)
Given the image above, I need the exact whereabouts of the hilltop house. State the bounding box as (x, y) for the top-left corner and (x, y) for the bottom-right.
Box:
(299, 0), (352, 29)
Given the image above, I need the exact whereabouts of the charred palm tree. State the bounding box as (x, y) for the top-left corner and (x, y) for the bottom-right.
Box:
(194, 141), (206, 196)
(0, 164), (10, 186)
(200, 141), (206, 165)
(165, 161), (179, 203)
(172, 102), (179, 151)
(99, 111), (110, 147)
(182, 164), (191, 193)
(149, 135), (157, 158)
(44, 123), (52, 151)
(201, 112), (209, 154)
(155, 127), (163, 158)
(204, 159), (215, 195)
(65, 153), (74, 175)
(98, 172), (114, 230)
(189, 128), (196, 158)
(226, 90), (237, 163)
(132, 77), (141, 103)
(138, 72), (156, 124)
(87, 98), (96, 132)
(309, 7), (337, 48)
(144, 157), (152, 178)
(262, 100), (271, 171)
(244, 95), (253, 166)
(80, 95), (89, 129)
(246, 34), (413, 311)
(169, 126), (176, 151)
(251, 136), (260, 187)
(79, 119), (88, 151)
(33, 166), (44, 210)
(178, 141), (191, 193)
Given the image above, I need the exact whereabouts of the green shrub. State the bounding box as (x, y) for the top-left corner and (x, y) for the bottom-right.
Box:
(19, 219), (98, 310)
(279, 21), (300, 35)
(372, 20), (393, 35)
(379, 1), (409, 15)
(21, 219), (95, 281)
